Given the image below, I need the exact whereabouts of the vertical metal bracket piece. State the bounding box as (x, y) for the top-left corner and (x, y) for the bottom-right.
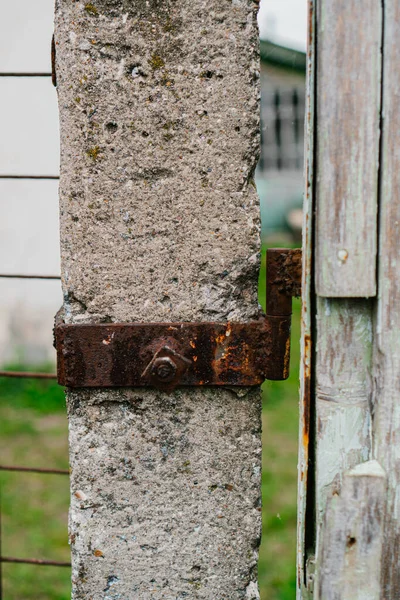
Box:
(55, 248), (302, 390)
(265, 248), (302, 380)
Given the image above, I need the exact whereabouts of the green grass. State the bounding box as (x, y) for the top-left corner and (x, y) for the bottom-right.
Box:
(0, 251), (300, 599)
(259, 299), (300, 599)
(0, 373), (70, 599)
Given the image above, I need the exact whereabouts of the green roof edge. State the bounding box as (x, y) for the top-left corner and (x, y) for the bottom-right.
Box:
(260, 39), (306, 73)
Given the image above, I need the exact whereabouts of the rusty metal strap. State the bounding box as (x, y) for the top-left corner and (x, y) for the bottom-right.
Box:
(56, 319), (289, 390)
(55, 248), (301, 390)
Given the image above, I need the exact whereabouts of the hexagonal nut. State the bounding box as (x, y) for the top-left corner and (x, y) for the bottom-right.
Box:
(141, 343), (192, 391)
(151, 356), (177, 383)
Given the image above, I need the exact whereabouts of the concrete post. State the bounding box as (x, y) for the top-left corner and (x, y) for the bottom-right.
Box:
(55, 1), (261, 597)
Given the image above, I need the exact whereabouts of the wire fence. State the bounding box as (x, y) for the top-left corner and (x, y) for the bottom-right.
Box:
(0, 299), (68, 600)
(0, 68), (69, 600)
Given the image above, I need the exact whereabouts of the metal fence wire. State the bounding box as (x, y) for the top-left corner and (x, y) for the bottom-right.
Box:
(0, 314), (70, 600)
(0, 67), (69, 600)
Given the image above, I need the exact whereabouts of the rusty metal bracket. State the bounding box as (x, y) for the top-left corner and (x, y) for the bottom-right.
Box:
(55, 248), (301, 391)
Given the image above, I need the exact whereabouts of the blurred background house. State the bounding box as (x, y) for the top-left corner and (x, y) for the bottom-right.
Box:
(0, 0), (306, 366)
(257, 39), (305, 241)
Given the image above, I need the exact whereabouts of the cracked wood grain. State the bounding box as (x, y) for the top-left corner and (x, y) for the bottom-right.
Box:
(314, 298), (373, 597)
(317, 460), (386, 600)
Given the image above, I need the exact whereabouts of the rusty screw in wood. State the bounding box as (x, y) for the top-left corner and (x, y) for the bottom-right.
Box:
(151, 356), (178, 383)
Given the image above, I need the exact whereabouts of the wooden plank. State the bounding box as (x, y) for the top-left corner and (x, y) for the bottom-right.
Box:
(315, 0), (381, 297)
(296, 1), (315, 597)
(314, 299), (373, 589)
(373, 1), (400, 595)
(317, 460), (386, 600)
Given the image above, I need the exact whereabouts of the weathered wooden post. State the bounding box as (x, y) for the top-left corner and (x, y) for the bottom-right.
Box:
(298, 0), (400, 598)
(54, 0), (262, 597)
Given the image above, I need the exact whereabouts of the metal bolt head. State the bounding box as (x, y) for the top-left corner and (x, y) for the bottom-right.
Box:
(151, 356), (177, 383)
(141, 342), (192, 391)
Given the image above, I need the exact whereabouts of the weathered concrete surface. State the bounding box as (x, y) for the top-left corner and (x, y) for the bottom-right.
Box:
(68, 388), (261, 599)
(55, 0), (261, 597)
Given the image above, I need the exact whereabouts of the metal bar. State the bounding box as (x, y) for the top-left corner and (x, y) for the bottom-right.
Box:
(274, 89), (282, 170)
(0, 466), (69, 476)
(0, 274), (60, 280)
(0, 73), (52, 77)
(265, 248), (302, 381)
(293, 88), (301, 169)
(266, 248), (302, 315)
(0, 175), (59, 180)
(56, 319), (279, 389)
(0, 557), (71, 567)
(0, 371), (57, 379)
(52, 35), (57, 87)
